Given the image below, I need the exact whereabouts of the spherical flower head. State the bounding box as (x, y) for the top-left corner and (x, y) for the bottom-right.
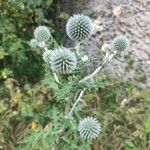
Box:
(78, 117), (101, 140)
(66, 14), (93, 41)
(50, 47), (77, 75)
(43, 50), (52, 63)
(30, 39), (38, 48)
(101, 43), (111, 53)
(111, 35), (130, 51)
(34, 26), (51, 43)
(81, 55), (89, 62)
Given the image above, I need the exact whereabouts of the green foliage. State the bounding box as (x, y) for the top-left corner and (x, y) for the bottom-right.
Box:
(84, 80), (150, 150)
(0, 0), (54, 81)
(17, 107), (91, 150)
(0, 76), (149, 149)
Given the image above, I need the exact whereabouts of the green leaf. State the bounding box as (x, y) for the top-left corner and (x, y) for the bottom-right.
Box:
(125, 140), (137, 149)
(0, 47), (7, 59)
(144, 117), (150, 134)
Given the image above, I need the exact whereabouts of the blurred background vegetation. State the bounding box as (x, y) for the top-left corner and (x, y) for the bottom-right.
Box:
(0, 0), (149, 149)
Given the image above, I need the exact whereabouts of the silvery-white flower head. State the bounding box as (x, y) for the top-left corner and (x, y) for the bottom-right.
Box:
(50, 47), (77, 74)
(66, 14), (93, 41)
(29, 39), (38, 48)
(38, 41), (46, 48)
(101, 43), (111, 53)
(34, 26), (51, 43)
(43, 50), (52, 63)
(81, 55), (89, 62)
(111, 35), (130, 51)
(78, 117), (101, 140)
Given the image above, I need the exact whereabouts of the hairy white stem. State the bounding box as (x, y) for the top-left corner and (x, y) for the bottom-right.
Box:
(67, 88), (86, 118)
(44, 46), (49, 52)
(43, 46), (60, 83)
(53, 72), (59, 83)
(52, 89), (85, 150)
(79, 51), (117, 83)
(75, 42), (81, 56)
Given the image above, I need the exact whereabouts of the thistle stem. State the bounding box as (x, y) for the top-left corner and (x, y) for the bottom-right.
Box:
(44, 47), (49, 52)
(67, 88), (86, 118)
(75, 42), (81, 56)
(52, 88), (85, 150)
(79, 51), (117, 83)
(53, 72), (59, 83)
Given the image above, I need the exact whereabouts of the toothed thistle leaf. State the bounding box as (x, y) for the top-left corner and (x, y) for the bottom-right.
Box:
(66, 14), (93, 41)
(34, 26), (51, 43)
(111, 35), (130, 51)
(50, 47), (77, 74)
(78, 117), (101, 140)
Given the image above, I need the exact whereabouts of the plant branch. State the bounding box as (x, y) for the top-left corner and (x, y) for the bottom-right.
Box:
(79, 51), (117, 83)
(44, 46), (49, 52)
(75, 42), (81, 56)
(67, 88), (86, 118)
(52, 88), (85, 150)
(53, 72), (59, 83)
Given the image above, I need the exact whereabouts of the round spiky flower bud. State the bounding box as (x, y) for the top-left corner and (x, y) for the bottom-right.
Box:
(29, 39), (38, 48)
(101, 43), (111, 53)
(43, 50), (52, 63)
(50, 47), (77, 74)
(66, 14), (93, 41)
(81, 55), (89, 62)
(111, 35), (130, 51)
(78, 117), (101, 140)
(34, 26), (51, 43)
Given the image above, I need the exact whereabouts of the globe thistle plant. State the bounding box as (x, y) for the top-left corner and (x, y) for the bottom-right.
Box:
(34, 26), (51, 43)
(29, 39), (38, 48)
(78, 117), (101, 140)
(28, 14), (131, 148)
(111, 35), (130, 51)
(50, 47), (77, 74)
(66, 14), (93, 41)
